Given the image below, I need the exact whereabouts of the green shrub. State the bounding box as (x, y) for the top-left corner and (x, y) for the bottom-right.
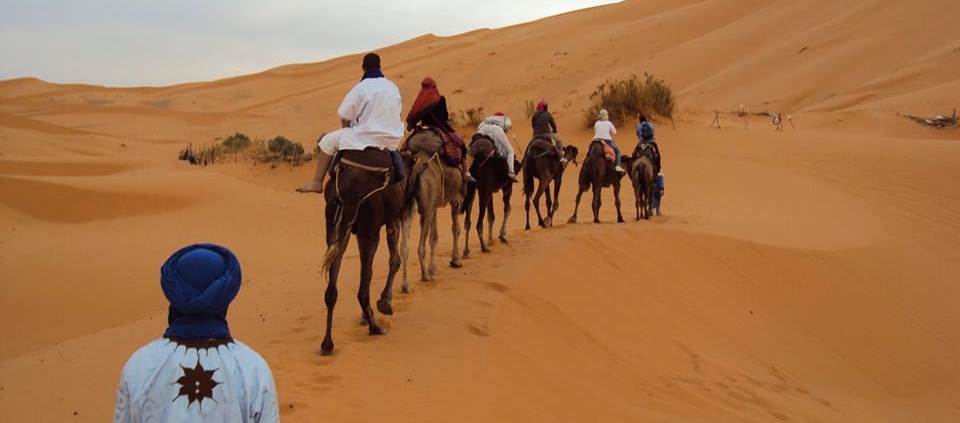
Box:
(582, 73), (676, 128)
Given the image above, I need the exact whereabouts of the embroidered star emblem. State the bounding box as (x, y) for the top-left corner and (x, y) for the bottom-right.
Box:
(174, 361), (220, 409)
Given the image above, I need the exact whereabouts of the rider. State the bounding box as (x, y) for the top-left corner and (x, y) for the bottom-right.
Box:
(594, 109), (626, 174)
(635, 114), (661, 170)
(405, 77), (454, 133)
(296, 53), (405, 193)
(527, 100), (565, 162)
(476, 111), (519, 182)
(404, 77), (471, 181)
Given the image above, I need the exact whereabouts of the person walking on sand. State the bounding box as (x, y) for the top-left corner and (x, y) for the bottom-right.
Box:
(296, 53), (405, 193)
(113, 243), (279, 423)
(594, 109), (625, 173)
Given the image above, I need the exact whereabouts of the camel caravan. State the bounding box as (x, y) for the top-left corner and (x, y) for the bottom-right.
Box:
(296, 54), (664, 355)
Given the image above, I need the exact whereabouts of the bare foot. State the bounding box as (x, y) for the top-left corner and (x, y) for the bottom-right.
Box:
(296, 182), (324, 194)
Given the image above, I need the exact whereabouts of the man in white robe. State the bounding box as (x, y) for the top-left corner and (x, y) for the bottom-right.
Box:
(113, 244), (279, 423)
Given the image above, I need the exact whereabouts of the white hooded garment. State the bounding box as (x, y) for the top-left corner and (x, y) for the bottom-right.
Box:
(113, 338), (279, 423)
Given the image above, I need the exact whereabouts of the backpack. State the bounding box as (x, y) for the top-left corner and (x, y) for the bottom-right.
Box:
(639, 122), (654, 141)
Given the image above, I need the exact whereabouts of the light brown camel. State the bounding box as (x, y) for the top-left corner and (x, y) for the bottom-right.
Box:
(400, 130), (465, 293)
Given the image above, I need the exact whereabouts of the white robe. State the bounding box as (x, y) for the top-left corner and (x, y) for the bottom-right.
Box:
(113, 338), (279, 423)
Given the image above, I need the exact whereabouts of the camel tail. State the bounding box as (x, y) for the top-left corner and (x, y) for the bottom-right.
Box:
(462, 180), (476, 215)
(523, 162), (535, 196)
(322, 197), (360, 274)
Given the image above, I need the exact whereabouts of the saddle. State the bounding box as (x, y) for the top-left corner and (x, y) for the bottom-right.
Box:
(471, 133), (499, 159)
(406, 127), (464, 167)
(593, 139), (616, 163)
(331, 148), (406, 183)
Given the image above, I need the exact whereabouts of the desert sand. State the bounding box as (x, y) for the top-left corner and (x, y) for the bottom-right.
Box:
(2, 0), (959, 421)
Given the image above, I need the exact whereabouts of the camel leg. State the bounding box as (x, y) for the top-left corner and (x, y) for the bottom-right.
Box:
(549, 173), (562, 227)
(477, 191), (491, 253)
(449, 201), (463, 268)
(524, 190), (532, 231)
(486, 199), (495, 247)
(428, 214), (439, 277)
(533, 178), (547, 228)
(378, 219), (401, 315)
(320, 201), (349, 356)
(568, 184), (586, 223)
(592, 181), (602, 223)
(357, 223), (386, 336)
(614, 180), (625, 223)
(464, 190), (473, 259)
(418, 206), (435, 282)
(500, 186), (512, 243)
(400, 207), (413, 293)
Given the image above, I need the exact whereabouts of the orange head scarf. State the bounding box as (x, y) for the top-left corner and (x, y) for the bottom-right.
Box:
(406, 77), (441, 124)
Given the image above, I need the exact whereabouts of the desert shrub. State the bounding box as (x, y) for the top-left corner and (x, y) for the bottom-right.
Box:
(524, 100), (536, 118)
(222, 132), (251, 152)
(461, 107), (486, 128)
(179, 133), (311, 167)
(582, 73), (676, 128)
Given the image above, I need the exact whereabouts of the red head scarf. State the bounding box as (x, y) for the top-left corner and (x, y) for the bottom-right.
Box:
(494, 111), (504, 116)
(406, 77), (441, 123)
(536, 100), (547, 112)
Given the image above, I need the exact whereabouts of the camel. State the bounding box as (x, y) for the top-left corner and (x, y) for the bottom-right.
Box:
(318, 148), (409, 355)
(463, 134), (518, 256)
(400, 129), (465, 293)
(624, 154), (655, 220)
(568, 140), (626, 224)
(523, 138), (579, 229)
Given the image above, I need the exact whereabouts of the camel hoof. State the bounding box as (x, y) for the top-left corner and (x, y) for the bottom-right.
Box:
(376, 299), (393, 316)
(320, 340), (334, 356)
(593, 219), (601, 224)
(369, 325), (387, 336)
(567, 217), (577, 224)
(544, 217), (552, 227)
(618, 218), (625, 223)
(499, 235), (509, 244)
(400, 285), (412, 294)
(481, 246), (491, 253)
(421, 275), (434, 282)
(525, 225), (531, 231)
(449, 260), (462, 268)
(463, 251), (471, 259)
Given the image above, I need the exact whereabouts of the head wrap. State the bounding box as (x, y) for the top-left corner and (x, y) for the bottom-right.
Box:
(599, 109), (609, 121)
(494, 111), (505, 116)
(161, 244), (241, 339)
(406, 77), (442, 125)
(361, 53), (384, 80)
(536, 100), (547, 112)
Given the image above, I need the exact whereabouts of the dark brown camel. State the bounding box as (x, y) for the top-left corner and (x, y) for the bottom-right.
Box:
(400, 130), (465, 293)
(567, 140), (626, 224)
(523, 139), (579, 229)
(624, 154), (655, 220)
(319, 148), (409, 355)
(463, 134), (519, 256)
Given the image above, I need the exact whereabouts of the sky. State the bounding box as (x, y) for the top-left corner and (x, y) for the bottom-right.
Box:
(0, 0), (618, 87)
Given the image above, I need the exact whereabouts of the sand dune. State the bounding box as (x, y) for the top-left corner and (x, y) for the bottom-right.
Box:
(1, 0), (959, 422)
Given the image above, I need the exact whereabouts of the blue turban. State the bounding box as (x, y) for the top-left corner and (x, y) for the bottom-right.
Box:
(161, 244), (241, 339)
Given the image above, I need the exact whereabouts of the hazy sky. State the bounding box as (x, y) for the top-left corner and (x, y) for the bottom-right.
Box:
(0, 0), (618, 87)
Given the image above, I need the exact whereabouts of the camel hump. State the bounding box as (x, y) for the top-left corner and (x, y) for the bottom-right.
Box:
(407, 128), (443, 155)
